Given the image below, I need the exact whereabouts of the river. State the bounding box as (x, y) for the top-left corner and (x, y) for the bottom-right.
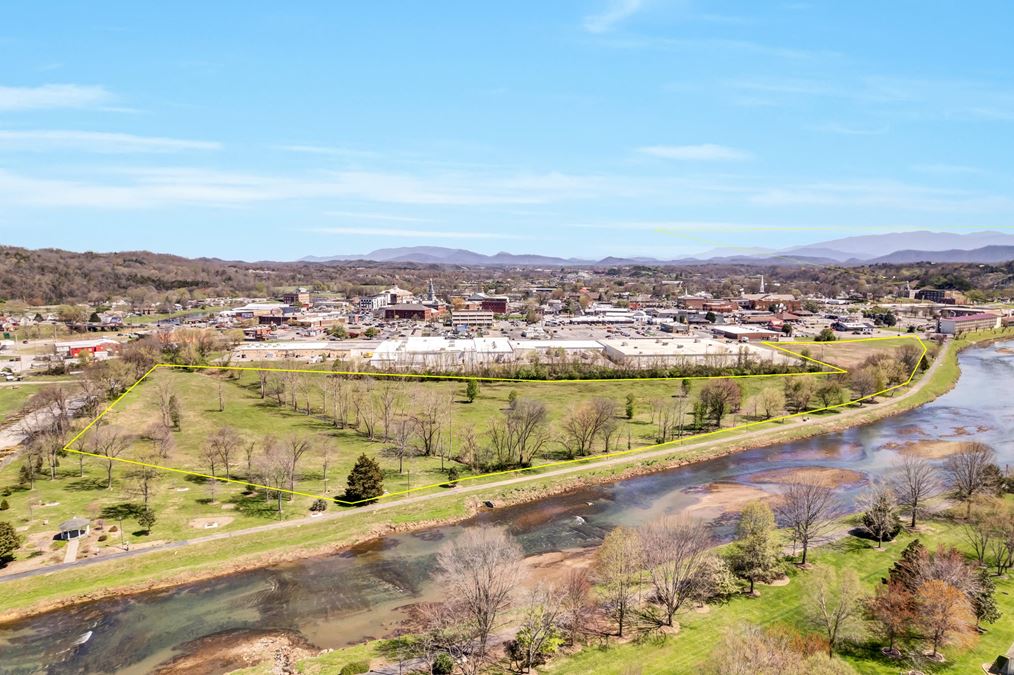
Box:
(2, 341), (1013, 674)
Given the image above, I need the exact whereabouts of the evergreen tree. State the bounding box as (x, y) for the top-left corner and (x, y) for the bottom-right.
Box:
(0, 521), (20, 562)
(345, 453), (384, 504)
(136, 508), (156, 534)
(465, 379), (479, 403)
(168, 394), (182, 430)
(971, 567), (1001, 629)
(624, 393), (635, 420)
(887, 539), (927, 592)
(860, 485), (901, 547)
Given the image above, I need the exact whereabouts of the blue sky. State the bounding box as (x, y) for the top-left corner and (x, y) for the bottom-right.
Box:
(1, 1), (1013, 261)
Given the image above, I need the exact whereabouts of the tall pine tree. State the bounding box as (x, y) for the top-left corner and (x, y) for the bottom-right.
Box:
(345, 453), (384, 504)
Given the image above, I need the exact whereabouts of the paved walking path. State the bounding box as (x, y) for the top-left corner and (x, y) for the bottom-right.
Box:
(62, 538), (80, 564)
(0, 349), (945, 585)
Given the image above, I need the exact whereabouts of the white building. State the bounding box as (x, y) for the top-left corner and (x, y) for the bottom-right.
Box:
(370, 337), (512, 370)
(233, 340), (377, 363)
(600, 337), (790, 367)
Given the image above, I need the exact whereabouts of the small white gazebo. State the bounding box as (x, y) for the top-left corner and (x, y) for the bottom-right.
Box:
(58, 516), (90, 540)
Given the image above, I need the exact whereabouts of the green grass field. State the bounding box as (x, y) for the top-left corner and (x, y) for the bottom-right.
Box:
(0, 387), (34, 423)
(544, 515), (1014, 674)
(0, 336), (940, 618)
(283, 513), (1014, 675)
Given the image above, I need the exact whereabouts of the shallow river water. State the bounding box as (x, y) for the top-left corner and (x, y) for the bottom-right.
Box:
(2, 342), (1014, 674)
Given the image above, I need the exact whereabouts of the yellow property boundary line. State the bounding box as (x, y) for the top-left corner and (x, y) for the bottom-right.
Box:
(60, 335), (925, 506)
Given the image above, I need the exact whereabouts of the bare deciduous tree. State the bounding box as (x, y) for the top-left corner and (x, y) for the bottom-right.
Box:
(208, 426), (241, 479)
(943, 442), (999, 518)
(776, 480), (839, 565)
(411, 390), (450, 457)
(284, 436), (311, 493)
(383, 416), (414, 474)
(436, 526), (523, 671)
(806, 566), (866, 658)
(88, 426), (131, 489)
(891, 455), (940, 528)
(594, 526), (642, 637)
(559, 568), (595, 646)
(508, 398), (550, 466)
(146, 422), (175, 460)
(377, 381), (403, 441)
(127, 457), (160, 508)
(200, 442), (221, 503)
(154, 380), (176, 428)
(638, 514), (713, 627)
(255, 437), (292, 515)
(560, 398), (614, 458)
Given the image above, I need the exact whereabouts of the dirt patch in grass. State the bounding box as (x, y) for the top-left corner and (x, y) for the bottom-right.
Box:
(745, 466), (866, 487)
(188, 516), (234, 530)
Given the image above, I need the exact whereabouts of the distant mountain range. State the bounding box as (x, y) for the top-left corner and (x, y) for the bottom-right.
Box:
(301, 230), (1014, 267)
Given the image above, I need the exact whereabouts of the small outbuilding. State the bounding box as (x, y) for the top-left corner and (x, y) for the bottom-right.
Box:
(58, 516), (90, 540)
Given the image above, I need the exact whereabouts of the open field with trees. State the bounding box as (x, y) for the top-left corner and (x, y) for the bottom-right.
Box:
(0, 337), (928, 576)
(279, 496), (1014, 675)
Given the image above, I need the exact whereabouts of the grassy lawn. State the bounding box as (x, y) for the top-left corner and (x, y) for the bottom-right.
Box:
(0, 387), (34, 424)
(280, 512), (1014, 675)
(541, 515), (1014, 674)
(0, 335), (955, 620)
(59, 358), (832, 505)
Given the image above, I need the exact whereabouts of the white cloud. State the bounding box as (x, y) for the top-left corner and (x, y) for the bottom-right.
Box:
(583, 0), (643, 33)
(276, 144), (381, 158)
(911, 163), (986, 175)
(809, 122), (888, 136)
(323, 210), (431, 222)
(637, 144), (752, 161)
(310, 227), (527, 239)
(0, 167), (648, 209)
(0, 130), (220, 153)
(749, 180), (1014, 213)
(0, 84), (113, 111)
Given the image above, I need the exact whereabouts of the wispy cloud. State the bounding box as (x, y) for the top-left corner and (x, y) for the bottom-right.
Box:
(583, 0), (643, 34)
(749, 179), (1014, 213)
(323, 210), (431, 222)
(0, 167), (652, 209)
(608, 36), (829, 60)
(637, 144), (752, 161)
(911, 163), (987, 176)
(0, 83), (113, 111)
(726, 76), (1014, 121)
(309, 226), (527, 240)
(570, 220), (844, 233)
(0, 129), (220, 153)
(809, 122), (888, 136)
(275, 144), (382, 158)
